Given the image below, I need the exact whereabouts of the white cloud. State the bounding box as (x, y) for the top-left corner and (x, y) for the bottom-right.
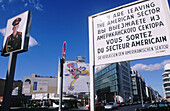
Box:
(29, 36), (38, 47)
(28, 0), (31, 3)
(0, 0), (43, 11)
(1, 4), (5, 10)
(0, 28), (6, 36)
(24, 3), (28, 7)
(0, 28), (38, 47)
(8, 0), (14, 3)
(131, 60), (170, 71)
(26, 0), (43, 11)
(34, 3), (43, 11)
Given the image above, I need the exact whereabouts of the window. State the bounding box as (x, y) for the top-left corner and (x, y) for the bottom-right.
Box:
(25, 79), (31, 84)
(165, 88), (170, 91)
(163, 74), (170, 78)
(123, 86), (130, 91)
(164, 83), (170, 87)
(166, 92), (170, 96)
(163, 78), (170, 82)
(33, 82), (37, 91)
(133, 89), (138, 95)
(123, 75), (129, 81)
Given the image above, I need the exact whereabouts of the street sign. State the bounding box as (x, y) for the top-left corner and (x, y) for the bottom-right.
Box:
(89, 0), (170, 66)
(89, 0), (170, 111)
(62, 41), (66, 58)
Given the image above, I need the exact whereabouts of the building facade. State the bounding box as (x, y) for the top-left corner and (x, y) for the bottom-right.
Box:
(131, 70), (146, 102)
(22, 74), (58, 96)
(162, 64), (170, 101)
(146, 86), (163, 103)
(95, 62), (132, 103)
(0, 79), (22, 96)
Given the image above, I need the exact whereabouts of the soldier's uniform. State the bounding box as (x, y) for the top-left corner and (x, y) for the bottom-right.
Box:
(5, 32), (22, 53)
(4, 18), (22, 53)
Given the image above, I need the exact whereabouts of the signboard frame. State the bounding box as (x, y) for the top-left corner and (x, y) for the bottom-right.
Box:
(63, 61), (90, 93)
(62, 41), (66, 59)
(89, 0), (170, 66)
(89, 0), (170, 110)
(1, 10), (32, 56)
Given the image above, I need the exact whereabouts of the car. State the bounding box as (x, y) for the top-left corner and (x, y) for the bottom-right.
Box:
(129, 102), (133, 105)
(145, 101), (150, 104)
(52, 102), (69, 110)
(133, 101), (138, 105)
(135, 102), (170, 111)
(85, 104), (90, 110)
(104, 102), (118, 110)
(119, 102), (125, 106)
(137, 101), (142, 104)
(117, 102), (120, 107)
(0, 97), (2, 105)
(125, 102), (130, 106)
(85, 102), (105, 111)
(96, 102), (105, 111)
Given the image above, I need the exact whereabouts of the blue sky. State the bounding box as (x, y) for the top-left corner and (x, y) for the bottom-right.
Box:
(0, 0), (170, 97)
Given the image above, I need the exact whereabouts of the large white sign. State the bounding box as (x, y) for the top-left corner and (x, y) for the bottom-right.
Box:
(1, 11), (32, 56)
(63, 61), (90, 93)
(90, 0), (170, 65)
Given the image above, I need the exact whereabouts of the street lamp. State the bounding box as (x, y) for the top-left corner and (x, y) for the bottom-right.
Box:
(139, 79), (144, 107)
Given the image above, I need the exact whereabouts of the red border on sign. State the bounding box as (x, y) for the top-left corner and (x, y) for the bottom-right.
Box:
(62, 41), (66, 58)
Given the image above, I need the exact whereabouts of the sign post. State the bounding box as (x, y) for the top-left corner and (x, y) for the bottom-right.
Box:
(89, 0), (170, 110)
(59, 41), (66, 111)
(1, 52), (17, 111)
(1, 11), (32, 110)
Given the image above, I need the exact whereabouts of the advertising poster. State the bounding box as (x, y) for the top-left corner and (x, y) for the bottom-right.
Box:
(63, 61), (90, 93)
(32, 80), (48, 92)
(1, 10), (32, 56)
(90, 0), (170, 65)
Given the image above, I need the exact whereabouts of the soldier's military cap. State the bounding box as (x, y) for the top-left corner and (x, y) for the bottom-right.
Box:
(12, 17), (21, 26)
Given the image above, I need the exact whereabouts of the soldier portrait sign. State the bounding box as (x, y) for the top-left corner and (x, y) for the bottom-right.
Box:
(1, 10), (32, 56)
(89, 0), (170, 66)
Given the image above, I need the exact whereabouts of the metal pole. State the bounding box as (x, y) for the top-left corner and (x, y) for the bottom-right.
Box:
(90, 65), (95, 111)
(59, 58), (64, 111)
(1, 52), (17, 111)
(87, 82), (90, 105)
(139, 79), (144, 107)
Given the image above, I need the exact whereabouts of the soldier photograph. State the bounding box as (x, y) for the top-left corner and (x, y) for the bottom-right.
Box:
(4, 17), (22, 53)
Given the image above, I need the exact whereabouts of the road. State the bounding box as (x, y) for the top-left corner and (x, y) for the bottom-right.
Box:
(9, 104), (147, 111)
(70, 104), (147, 111)
(108, 104), (143, 111)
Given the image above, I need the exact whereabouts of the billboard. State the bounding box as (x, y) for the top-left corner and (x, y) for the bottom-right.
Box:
(1, 10), (32, 56)
(33, 81), (48, 92)
(89, 0), (170, 66)
(63, 61), (90, 93)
